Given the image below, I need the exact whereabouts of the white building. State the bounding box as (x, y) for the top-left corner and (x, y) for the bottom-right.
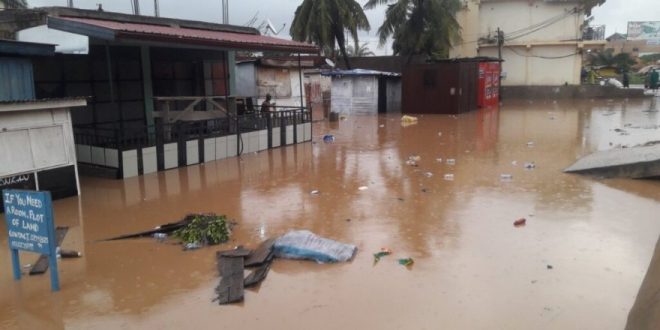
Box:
(451, 0), (605, 86)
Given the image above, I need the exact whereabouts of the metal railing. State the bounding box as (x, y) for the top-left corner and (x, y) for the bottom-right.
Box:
(73, 107), (311, 175)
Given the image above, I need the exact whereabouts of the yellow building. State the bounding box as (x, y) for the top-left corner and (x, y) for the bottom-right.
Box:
(451, 0), (605, 86)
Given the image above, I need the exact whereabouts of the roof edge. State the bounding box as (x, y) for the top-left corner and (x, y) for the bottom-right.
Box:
(39, 6), (260, 36)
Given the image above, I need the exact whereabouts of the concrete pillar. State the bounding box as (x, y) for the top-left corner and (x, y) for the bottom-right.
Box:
(141, 46), (155, 131)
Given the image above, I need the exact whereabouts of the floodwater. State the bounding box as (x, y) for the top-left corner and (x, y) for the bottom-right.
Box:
(2, 98), (660, 330)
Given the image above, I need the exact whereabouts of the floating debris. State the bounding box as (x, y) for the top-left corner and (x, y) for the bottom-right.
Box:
(524, 162), (536, 169)
(423, 172), (433, 178)
(527, 141), (535, 147)
(310, 190), (320, 195)
(358, 186), (369, 191)
(438, 132), (443, 137)
(406, 155), (421, 166)
(500, 174), (513, 181)
(373, 248), (393, 264)
(273, 230), (357, 263)
(184, 242), (202, 250)
(514, 218), (527, 227)
(444, 174), (455, 181)
(446, 159), (456, 165)
(547, 265), (554, 270)
(323, 134), (335, 143)
(153, 233), (167, 242)
(401, 115), (418, 123)
(398, 258), (414, 266)
(379, 124), (385, 128)
(436, 158), (443, 163)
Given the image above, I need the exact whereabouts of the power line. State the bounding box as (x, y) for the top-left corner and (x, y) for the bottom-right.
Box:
(506, 46), (579, 59)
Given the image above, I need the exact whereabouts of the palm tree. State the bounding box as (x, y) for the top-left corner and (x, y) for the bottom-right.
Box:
(364, 0), (462, 59)
(588, 49), (636, 73)
(347, 42), (375, 56)
(290, 0), (370, 69)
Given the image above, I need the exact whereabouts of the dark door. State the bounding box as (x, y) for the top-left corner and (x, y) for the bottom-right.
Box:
(377, 77), (387, 113)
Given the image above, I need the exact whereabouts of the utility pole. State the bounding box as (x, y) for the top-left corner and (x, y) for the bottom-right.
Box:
(132, 0), (140, 15)
(497, 27), (504, 101)
(67, 0), (73, 7)
(154, 0), (160, 17)
(221, 0), (229, 24)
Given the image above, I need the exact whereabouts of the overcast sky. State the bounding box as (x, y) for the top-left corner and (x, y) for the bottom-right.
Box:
(26, 0), (660, 55)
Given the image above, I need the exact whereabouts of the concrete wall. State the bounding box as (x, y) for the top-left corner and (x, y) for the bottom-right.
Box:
(452, 0), (585, 86)
(607, 38), (660, 56)
(501, 85), (648, 99)
(480, 44), (581, 85)
(255, 67), (306, 109)
(450, 0), (480, 58)
(479, 0), (582, 43)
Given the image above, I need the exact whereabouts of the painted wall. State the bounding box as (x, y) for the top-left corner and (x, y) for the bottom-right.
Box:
(478, 0), (582, 43)
(450, 0), (480, 58)
(452, 0), (585, 86)
(480, 45), (580, 85)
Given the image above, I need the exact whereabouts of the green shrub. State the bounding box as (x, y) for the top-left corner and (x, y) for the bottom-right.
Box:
(173, 214), (230, 245)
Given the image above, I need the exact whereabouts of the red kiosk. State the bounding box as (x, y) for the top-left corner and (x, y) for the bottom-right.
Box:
(478, 61), (501, 108)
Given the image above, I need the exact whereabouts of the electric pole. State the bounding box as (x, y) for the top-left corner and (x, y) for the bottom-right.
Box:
(154, 0), (160, 17)
(497, 27), (503, 101)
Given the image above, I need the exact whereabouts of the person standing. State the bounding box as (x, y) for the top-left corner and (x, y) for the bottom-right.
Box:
(260, 94), (276, 113)
(651, 69), (659, 92)
(622, 71), (630, 88)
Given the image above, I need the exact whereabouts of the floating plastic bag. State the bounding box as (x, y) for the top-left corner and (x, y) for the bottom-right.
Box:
(273, 230), (357, 263)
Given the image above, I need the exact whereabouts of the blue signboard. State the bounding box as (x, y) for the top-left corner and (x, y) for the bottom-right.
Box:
(3, 189), (59, 291)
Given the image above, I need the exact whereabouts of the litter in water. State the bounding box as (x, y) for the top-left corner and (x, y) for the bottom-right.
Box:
(310, 190), (320, 195)
(272, 230), (357, 263)
(444, 174), (455, 181)
(423, 172), (433, 178)
(524, 162), (536, 169)
(323, 134), (335, 143)
(358, 186), (369, 191)
(512, 161), (518, 166)
(500, 174), (513, 181)
(436, 158), (443, 163)
(446, 159), (456, 165)
(401, 115), (418, 124)
(373, 248), (393, 264)
(398, 258), (414, 266)
(514, 218), (527, 227)
(153, 233), (168, 242)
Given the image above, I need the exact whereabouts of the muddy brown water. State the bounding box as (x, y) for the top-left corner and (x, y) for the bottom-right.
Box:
(1, 99), (660, 329)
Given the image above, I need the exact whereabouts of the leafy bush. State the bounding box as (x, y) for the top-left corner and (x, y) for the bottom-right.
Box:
(173, 214), (230, 245)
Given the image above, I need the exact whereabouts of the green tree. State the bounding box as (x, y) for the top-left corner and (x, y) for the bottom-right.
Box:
(290, 0), (370, 69)
(347, 42), (375, 56)
(364, 0), (462, 59)
(579, 0), (606, 16)
(588, 49), (636, 72)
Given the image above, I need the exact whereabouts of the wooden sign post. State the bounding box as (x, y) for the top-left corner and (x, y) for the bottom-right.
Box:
(3, 189), (60, 291)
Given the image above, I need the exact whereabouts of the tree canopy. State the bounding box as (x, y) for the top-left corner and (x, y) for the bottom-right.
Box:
(364, 0), (462, 59)
(290, 0), (370, 69)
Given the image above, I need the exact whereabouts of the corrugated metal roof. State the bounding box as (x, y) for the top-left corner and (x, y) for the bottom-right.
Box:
(48, 16), (319, 54)
(321, 69), (400, 77)
(0, 96), (88, 105)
